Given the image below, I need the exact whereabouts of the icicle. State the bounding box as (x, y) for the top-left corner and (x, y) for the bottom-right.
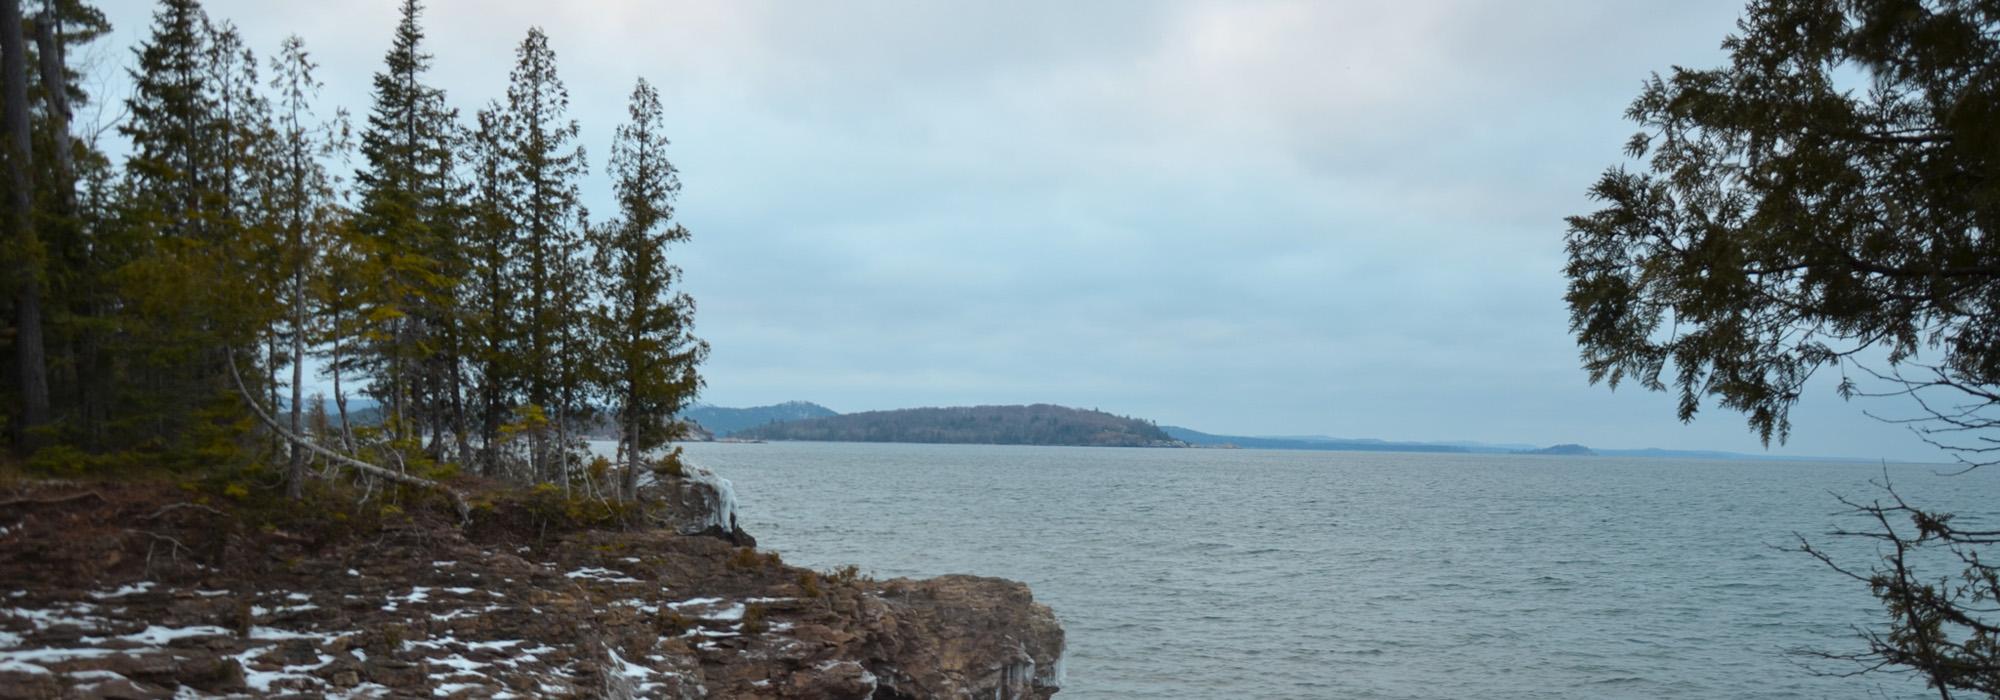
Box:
(1036, 647), (1067, 688)
(993, 655), (1037, 700)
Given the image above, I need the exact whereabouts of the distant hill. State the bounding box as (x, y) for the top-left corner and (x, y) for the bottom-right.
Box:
(735, 404), (1182, 447)
(686, 401), (839, 437)
(1519, 443), (1596, 456)
(1161, 426), (1470, 453)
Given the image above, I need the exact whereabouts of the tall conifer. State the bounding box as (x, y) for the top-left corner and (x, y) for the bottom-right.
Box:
(353, 0), (460, 458)
(593, 78), (707, 500)
(496, 27), (587, 486)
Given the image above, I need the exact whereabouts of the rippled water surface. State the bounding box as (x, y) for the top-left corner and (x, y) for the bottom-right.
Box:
(679, 441), (2000, 699)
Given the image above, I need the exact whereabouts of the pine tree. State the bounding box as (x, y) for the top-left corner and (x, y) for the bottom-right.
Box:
(465, 104), (519, 476)
(352, 0), (461, 461)
(121, 0), (211, 241)
(116, 0), (220, 454)
(496, 27), (587, 487)
(592, 78), (706, 500)
(115, 0), (275, 462)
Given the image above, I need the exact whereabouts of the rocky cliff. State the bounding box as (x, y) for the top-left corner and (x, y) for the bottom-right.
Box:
(0, 476), (1065, 699)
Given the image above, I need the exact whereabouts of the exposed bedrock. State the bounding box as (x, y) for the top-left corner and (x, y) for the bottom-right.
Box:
(0, 475), (1063, 698)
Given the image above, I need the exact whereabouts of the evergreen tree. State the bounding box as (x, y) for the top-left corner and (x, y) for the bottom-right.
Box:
(121, 0), (212, 241)
(465, 104), (519, 476)
(115, 0), (276, 462)
(116, 0), (223, 455)
(495, 27), (587, 487)
(592, 78), (706, 500)
(352, 0), (461, 462)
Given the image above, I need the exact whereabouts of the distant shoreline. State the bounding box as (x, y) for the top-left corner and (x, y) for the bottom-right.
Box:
(699, 436), (1932, 465)
(691, 402), (1919, 464)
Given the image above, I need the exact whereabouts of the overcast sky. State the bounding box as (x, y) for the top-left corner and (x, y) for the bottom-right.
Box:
(91, 1), (1939, 460)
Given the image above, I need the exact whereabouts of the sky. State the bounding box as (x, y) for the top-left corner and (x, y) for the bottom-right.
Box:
(88, 0), (1941, 461)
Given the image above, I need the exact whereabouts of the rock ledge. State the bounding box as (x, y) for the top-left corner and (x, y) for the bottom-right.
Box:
(0, 482), (1064, 699)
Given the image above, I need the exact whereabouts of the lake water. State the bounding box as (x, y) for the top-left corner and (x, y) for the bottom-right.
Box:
(679, 441), (1999, 699)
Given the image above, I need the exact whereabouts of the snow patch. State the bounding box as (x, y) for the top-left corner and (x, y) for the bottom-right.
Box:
(383, 586), (431, 611)
(702, 604), (745, 622)
(607, 646), (670, 693)
(250, 626), (324, 640)
(564, 567), (642, 584)
(88, 582), (156, 599)
(119, 625), (231, 645)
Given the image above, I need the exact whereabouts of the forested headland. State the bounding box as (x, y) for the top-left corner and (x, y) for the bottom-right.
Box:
(0, 0), (706, 505)
(684, 401), (838, 437)
(733, 404), (1184, 448)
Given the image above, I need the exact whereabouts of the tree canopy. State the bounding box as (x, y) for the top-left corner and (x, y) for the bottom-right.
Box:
(1567, 0), (2000, 694)
(1564, 0), (1998, 453)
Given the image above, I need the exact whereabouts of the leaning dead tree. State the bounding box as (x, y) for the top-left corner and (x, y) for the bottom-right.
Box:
(228, 352), (470, 521)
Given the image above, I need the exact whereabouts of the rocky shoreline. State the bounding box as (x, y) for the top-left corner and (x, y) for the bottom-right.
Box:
(0, 475), (1065, 699)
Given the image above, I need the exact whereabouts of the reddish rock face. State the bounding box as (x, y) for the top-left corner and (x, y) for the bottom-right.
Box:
(0, 482), (1065, 699)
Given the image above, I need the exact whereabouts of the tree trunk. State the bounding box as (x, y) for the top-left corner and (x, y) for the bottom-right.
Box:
(31, 10), (70, 209)
(35, 10), (92, 448)
(451, 350), (469, 468)
(622, 401), (640, 502)
(267, 329), (281, 455)
(332, 339), (355, 454)
(2, 0), (48, 453)
(287, 258), (305, 499)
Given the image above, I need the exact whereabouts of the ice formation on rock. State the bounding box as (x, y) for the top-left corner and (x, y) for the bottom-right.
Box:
(681, 463), (738, 533)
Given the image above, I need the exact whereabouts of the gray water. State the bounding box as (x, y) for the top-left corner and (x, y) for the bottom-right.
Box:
(679, 441), (2000, 699)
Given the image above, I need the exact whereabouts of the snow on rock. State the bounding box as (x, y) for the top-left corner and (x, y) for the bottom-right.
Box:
(702, 603), (746, 622)
(665, 596), (723, 610)
(563, 566), (643, 584)
(0, 483), (1065, 700)
(118, 624), (231, 645)
(87, 582), (156, 599)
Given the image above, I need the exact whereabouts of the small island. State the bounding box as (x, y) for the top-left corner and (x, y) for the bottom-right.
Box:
(1519, 443), (1597, 456)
